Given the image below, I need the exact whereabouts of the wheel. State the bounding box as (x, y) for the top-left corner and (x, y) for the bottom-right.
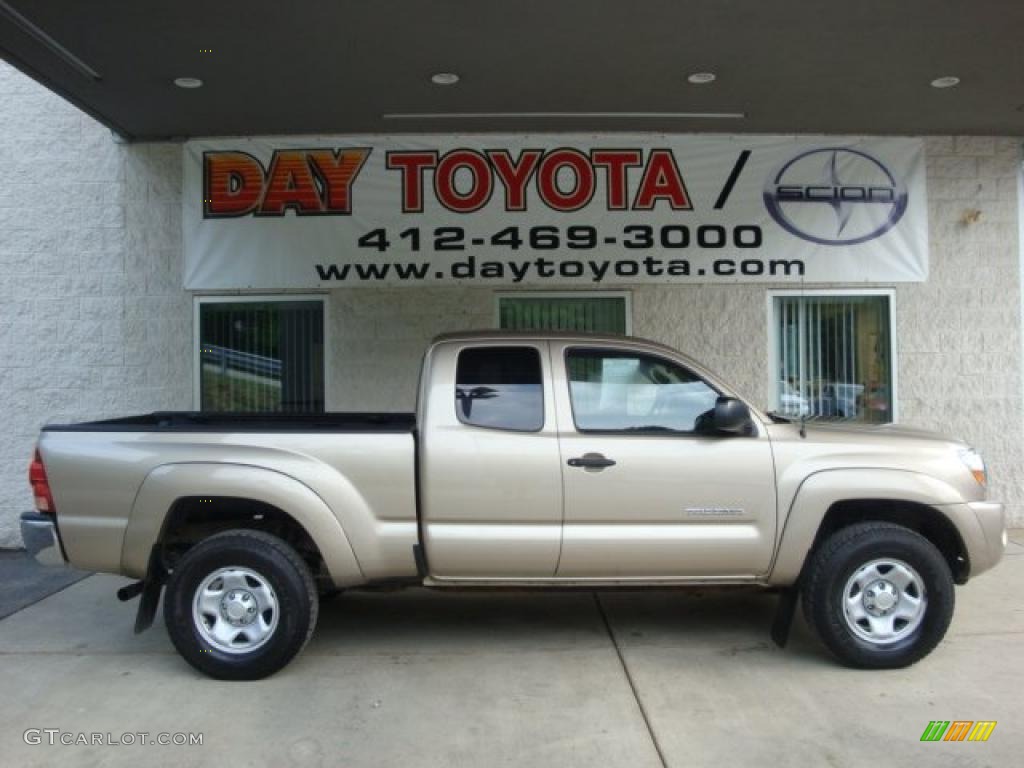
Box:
(163, 530), (319, 680)
(802, 522), (954, 669)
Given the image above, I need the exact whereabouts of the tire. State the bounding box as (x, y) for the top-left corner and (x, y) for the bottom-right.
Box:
(802, 522), (954, 669)
(164, 530), (319, 680)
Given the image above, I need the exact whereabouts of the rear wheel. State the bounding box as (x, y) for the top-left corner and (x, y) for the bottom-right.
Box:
(802, 522), (954, 669)
(164, 530), (318, 680)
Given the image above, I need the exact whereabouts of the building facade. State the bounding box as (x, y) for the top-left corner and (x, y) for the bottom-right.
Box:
(2, 61), (1023, 547)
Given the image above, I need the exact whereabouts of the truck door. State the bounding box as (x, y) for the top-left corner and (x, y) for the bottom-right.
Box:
(419, 341), (563, 578)
(551, 343), (777, 578)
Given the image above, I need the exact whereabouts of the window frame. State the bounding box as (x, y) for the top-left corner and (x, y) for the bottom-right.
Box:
(192, 294), (330, 411)
(563, 346), (724, 436)
(494, 291), (633, 335)
(453, 344), (546, 433)
(766, 288), (898, 424)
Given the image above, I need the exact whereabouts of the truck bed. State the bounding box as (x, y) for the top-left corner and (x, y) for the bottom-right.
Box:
(42, 411), (417, 433)
(39, 410), (420, 579)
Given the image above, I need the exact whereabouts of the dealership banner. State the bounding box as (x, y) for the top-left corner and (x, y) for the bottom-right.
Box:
(183, 135), (928, 288)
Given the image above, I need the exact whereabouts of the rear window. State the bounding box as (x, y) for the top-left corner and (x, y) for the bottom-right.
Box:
(455, 347), (544, 431)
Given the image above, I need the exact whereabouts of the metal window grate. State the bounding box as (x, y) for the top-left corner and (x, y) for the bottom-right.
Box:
(498, 296), (627, 334)
(199, 301), (324, 412)
(775, 295), (892, 423)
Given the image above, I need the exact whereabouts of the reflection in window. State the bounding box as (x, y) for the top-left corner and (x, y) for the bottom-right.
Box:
(455, 347), (544, 431)
(774, 295), (892, 423)
(199, 300), (324, 412)
(567, 350), (718, 432)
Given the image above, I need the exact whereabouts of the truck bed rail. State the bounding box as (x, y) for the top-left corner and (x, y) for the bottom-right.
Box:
(42, 411), (416, 433)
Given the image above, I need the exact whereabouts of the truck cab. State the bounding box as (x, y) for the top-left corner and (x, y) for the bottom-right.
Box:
(419, 332), (777, 581)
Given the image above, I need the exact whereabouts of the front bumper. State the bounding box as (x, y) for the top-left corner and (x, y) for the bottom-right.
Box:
(20, 511), (66, 567)
(967, 501), (1007, 577)
(940, 500), (1006, 579)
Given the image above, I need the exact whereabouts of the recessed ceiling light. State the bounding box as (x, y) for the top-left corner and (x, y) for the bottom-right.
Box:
(431, 72), (460, 86)
(687, 72), (717, 85)
(930, 76), (960, 89)
(174, 77), (204, 89)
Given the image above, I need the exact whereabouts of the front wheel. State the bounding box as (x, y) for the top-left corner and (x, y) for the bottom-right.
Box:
(164, 530), (319, 680)
(802, 522), (954, 669)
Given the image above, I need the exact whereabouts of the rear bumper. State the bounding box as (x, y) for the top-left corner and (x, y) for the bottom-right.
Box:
(20, 512), (66, 567)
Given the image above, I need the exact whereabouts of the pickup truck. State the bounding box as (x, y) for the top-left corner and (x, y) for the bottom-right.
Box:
(22, 331), (1007, 680)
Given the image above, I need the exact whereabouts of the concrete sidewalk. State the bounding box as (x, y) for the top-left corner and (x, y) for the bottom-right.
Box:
(1, 534), (1022, 768)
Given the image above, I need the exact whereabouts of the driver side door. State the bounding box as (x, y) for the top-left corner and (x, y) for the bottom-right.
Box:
(552, 343), (777, 579)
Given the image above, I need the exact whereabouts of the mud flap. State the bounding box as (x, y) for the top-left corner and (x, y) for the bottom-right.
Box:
(123, 547), (166, 635)
(770, 586), (799, 648)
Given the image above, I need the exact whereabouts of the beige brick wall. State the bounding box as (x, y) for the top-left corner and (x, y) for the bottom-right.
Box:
(897, 136), (1024, 522)
(0, 64), (191, 546)
(1, 59), (1022, 547)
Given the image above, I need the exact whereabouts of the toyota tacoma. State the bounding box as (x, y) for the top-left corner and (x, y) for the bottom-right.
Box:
(21, 331), (1007, 679)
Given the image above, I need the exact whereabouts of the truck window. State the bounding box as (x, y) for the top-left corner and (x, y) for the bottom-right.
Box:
(566, 348), (718, 433)
(455, 347), (544, 431)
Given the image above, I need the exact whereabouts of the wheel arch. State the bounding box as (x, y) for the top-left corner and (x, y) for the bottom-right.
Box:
(122, 462), (365, 588)
(770, 469), (970, 586)
(159, 496), (331, 586)
(809, 499), (968, 583)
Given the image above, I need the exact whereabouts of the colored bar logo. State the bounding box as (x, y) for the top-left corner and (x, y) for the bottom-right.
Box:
(920, 721), (997, 742)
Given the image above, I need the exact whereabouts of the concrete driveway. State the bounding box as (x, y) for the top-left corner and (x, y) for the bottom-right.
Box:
(1, 534), (1022, 768)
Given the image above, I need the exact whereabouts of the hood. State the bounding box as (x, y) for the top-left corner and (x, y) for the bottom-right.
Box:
(804, 422), (961, 444)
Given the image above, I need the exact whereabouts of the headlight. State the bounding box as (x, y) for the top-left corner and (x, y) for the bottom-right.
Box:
(959, 448), (987, 486)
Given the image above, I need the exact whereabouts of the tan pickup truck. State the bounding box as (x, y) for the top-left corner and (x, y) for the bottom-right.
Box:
(22, 331), (1006, 679)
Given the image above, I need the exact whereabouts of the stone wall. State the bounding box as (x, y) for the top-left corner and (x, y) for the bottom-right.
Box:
(0, 63), (191, 546)
(896, 136), (1024, 523)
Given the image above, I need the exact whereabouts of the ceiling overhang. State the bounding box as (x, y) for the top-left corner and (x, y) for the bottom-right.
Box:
(2, 0), (1023, 141)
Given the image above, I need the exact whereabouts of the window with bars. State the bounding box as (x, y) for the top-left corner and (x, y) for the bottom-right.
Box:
(497, 294), (629, 335)
(197, 299), (325, 412)
(772, 293), (893, 423)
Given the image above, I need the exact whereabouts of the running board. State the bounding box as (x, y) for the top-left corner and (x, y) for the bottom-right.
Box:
(421, 576), (764, 588)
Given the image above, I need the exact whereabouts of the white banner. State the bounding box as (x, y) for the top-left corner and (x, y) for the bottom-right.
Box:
(183, 135), (928, 288)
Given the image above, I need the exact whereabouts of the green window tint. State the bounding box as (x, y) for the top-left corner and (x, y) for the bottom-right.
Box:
(498, 295), (628, 334)
(774, 294), (893, 424)
(199, 300), (325, 412)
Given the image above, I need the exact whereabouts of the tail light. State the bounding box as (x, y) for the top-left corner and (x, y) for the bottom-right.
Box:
(29, 448), (56, 515)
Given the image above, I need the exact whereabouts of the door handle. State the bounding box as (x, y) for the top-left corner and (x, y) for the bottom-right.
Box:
(567, 453), (616, 469)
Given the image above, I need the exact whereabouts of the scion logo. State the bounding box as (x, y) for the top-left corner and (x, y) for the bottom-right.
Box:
(763, 147), (908, 246)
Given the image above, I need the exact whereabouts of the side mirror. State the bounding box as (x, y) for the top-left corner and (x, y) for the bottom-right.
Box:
(713, 396), (753, 435)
